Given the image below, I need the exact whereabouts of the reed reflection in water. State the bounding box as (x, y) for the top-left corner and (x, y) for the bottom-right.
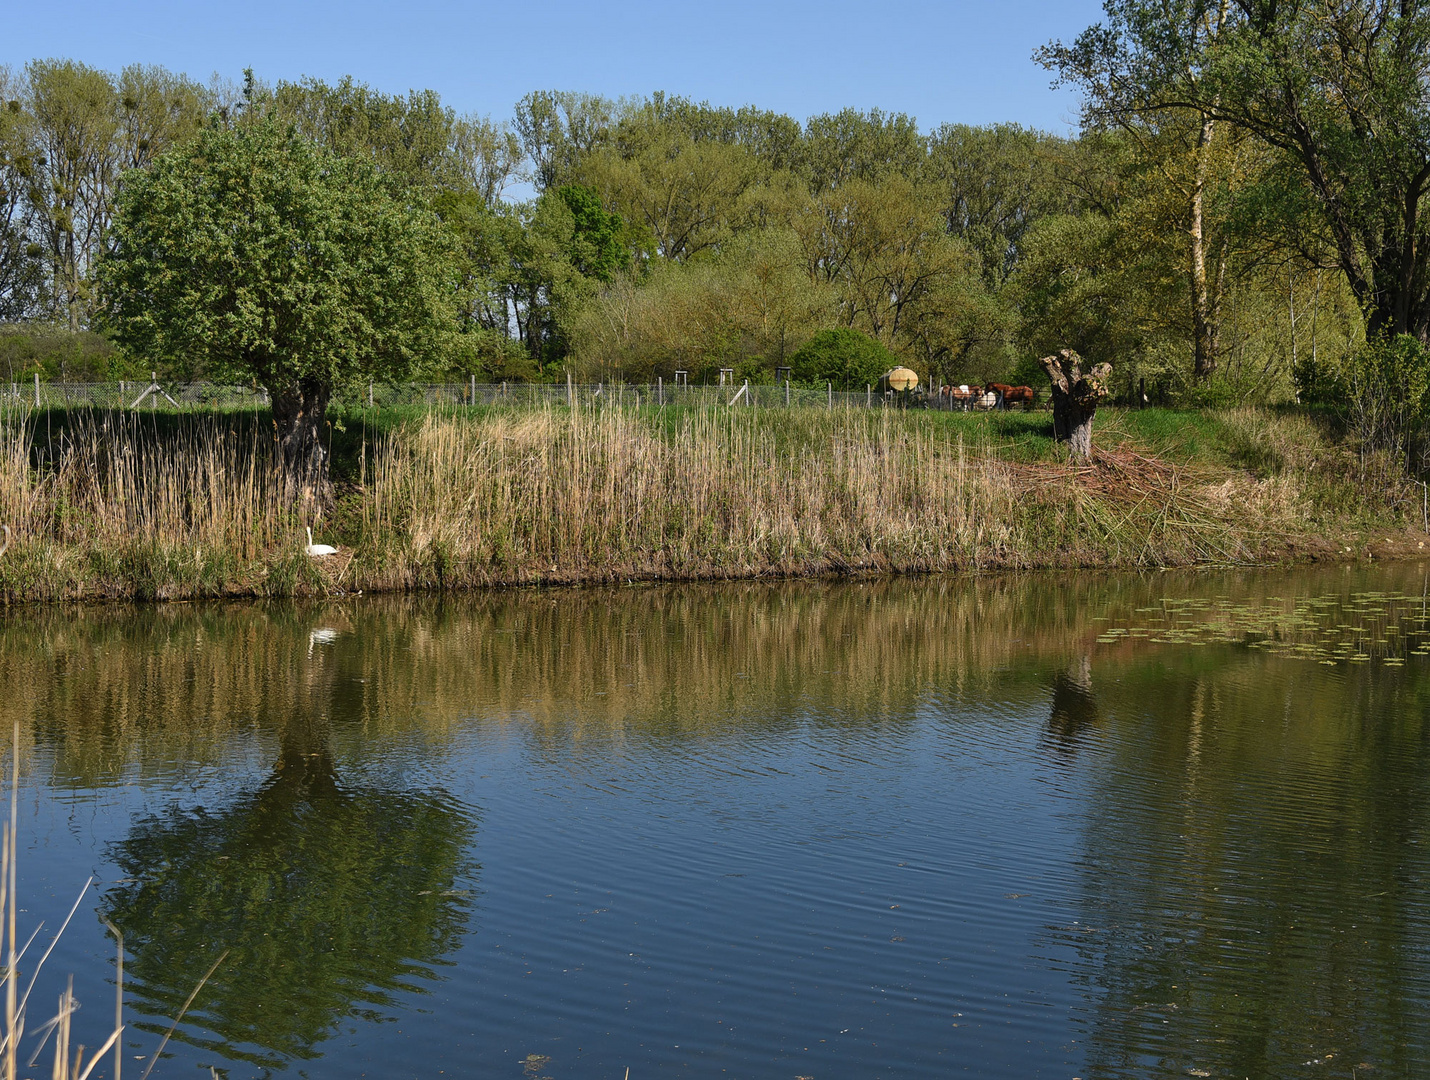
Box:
(1, 565), (1428, 1077)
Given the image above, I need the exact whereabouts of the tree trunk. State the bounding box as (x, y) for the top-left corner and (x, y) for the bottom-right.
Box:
(270, 376), (332, 503)
(1040, 349), (1112, 460)
(1189, 111), (1219, 380)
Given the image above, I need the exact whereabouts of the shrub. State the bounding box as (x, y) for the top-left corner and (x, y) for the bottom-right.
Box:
(789, 328), (900, 391)
(1311, 335), (1430, 475)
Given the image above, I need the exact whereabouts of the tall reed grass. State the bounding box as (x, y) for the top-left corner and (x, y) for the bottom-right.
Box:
(0, 401), (1403, 603)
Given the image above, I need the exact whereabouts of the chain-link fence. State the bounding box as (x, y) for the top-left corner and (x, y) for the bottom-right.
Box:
(2, 378), (1034, 412)
(3, 379), (269, 410)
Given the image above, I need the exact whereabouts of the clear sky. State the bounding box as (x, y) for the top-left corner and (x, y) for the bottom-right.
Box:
(2, 0), (1106, 134)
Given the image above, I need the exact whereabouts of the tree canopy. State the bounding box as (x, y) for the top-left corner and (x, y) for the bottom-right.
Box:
(0, 44), (1409, 407)
(99, 118), (454, 471)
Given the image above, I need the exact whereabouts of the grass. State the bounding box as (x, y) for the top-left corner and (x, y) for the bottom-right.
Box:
(0, 400), (1419, 604)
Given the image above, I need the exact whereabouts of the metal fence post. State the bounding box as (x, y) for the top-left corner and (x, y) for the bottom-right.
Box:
(785, 379), (790, 407)
(34, 372), (40, 409)
(470, 374), (476, 406)
(827, 381), (832, 410)
(867, 384), (871, 407)
(567, 371), (574, 407)
(658, 375), (663, 405)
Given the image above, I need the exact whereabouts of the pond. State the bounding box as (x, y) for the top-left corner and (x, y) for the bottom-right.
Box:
(6, 564), (1430, 1079)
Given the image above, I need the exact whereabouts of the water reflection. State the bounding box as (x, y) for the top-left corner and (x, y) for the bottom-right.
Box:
(1046, 655), (1102, 753)
(0, 567), (1428, 1076)
(77, 610), (478, 1068)
(102, 747), (473, 1066)
(1057, 649), (1430, 1078)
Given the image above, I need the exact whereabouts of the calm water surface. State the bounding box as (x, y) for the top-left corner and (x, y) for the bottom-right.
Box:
(6, 566), (1430, 1079)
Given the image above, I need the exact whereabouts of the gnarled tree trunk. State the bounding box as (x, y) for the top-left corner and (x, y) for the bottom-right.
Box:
(270, 376), (332, 504)
(1040, 348), (1112, 459)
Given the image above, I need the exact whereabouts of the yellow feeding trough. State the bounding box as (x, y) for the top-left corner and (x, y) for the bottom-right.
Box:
(881, 367), (919, 392)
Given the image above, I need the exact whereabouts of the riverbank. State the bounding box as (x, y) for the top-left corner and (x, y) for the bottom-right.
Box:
(0, 402), (1422, 604)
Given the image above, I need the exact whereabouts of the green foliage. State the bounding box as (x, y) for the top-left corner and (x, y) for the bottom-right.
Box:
(0, 325), (138, 382)
(789, 328), (900, 390)
(0, 54), (1388, 427)
(557, 184), (627, 282)
(1044, 0), (1430, 342)
(431, 327), (538, 383)
(98, 119), (455, 396)
(796, 108), (925, 190)
(1302, 334), (1430, 473)
(566, 228), (836, 382)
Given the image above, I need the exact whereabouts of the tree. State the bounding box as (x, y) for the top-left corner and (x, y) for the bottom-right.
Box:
(26, 59), (120, 332)
(1042, 0), (1430, 346)
(789, 327), (899, 390)
(1041, 348), (1112, 457)
(513, 89), (613, 192)
(558, 184), (627, 282)
(578, 121), (767, 262)
(564, 228), (836, 382)
(451, 112), (522, 205)
(924, 123), (1078, 290)
(795, 108), (925, 191)
(794, 176), (981, 366)
(261, 74), (461, 192)
(99, 120), (454, 482)
(0, 68), (44, 320)
(24, 60), (206, 331)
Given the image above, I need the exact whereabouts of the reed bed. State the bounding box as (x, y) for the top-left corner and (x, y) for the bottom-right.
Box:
(0, 401), (1400, 603)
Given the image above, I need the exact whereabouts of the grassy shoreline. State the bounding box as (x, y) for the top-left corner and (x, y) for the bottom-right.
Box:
(0, 401), (1422, 605)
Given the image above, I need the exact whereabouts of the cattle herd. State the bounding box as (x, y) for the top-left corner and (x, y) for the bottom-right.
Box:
(932, 382), (1037, 411)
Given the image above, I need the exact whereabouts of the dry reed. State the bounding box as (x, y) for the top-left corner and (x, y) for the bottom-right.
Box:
(0, 401), (1392, 603)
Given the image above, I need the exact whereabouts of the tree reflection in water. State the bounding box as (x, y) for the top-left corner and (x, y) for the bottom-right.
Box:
(0, 568), (1425, 1075)
(1045, 654), (1102, 755)
(99, 635), (476, 1069)
(1043, 651), (1430, 1078)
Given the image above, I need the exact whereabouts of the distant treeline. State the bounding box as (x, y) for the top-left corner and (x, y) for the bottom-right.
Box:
(0, 49), (1369, 402)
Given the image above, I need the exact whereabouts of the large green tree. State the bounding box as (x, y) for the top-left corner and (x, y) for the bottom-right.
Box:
(1043, 0), (1430, 345)
(99, 119), (454, 480)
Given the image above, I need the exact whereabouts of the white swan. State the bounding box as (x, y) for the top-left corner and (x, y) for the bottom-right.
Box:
(305, 527), (338, 557)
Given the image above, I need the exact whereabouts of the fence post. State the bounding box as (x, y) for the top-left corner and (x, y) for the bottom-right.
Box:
(827, 381), (832, 410)
(470, 374), (476, 406)
(658, 375), (663, 405)
(867, 384), (871, 407)
(34, 372), (40, 409)
(785, 379), (790, 407)
(567, 371), (574, 407)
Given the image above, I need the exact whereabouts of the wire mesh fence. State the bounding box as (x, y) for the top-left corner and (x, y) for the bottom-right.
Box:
(1, 377), (1035, 412)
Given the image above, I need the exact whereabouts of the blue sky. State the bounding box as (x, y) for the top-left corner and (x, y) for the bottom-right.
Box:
(3, 0), (1106, 133)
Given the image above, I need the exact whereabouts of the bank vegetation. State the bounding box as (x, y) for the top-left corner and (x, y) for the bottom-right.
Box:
(0, 401), (1417, 604)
